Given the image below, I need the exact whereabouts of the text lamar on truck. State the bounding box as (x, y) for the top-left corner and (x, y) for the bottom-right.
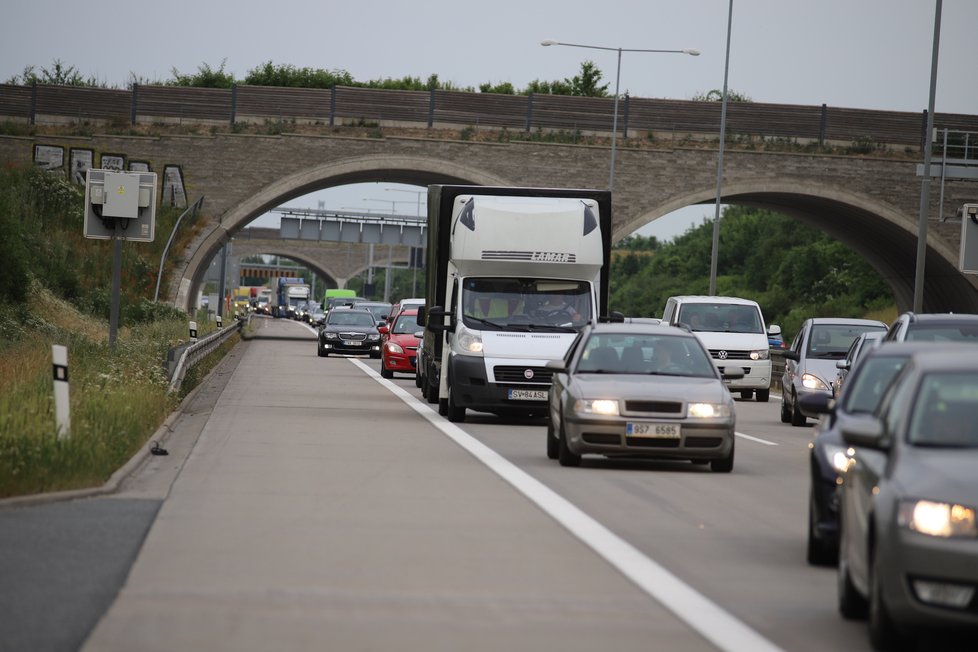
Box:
(418, 185), (614, 423)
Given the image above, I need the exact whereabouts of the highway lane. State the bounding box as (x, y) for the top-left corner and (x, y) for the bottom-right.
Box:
(2, 318), (967, 651)
(359, 350), (970, 652)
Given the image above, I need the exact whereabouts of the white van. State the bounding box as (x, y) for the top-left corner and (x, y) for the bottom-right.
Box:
(661, 295), (779, 402)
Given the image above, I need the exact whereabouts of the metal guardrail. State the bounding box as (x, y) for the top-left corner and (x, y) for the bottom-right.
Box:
(167, 316), (244, 393)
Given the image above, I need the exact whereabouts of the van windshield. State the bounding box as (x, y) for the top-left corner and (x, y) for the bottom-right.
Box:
(461, 278), (592, 331)
(678, 303), (763, 334)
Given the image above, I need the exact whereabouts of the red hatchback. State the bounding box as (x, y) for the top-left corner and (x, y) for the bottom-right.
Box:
(380, 309), (421, 378)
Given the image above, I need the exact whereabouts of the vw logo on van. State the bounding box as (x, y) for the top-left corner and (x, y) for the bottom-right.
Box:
(524, 368), (535, 380)
(717, 350), (729, 360)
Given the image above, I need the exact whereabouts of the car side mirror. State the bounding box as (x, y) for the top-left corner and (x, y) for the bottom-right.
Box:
(545, 359), (567, 372)
(841, 416), (890, 451)
(783, 350), (800, 361)
(799, 392), (832, 415)
(836, 360), (850, 370)
(414, 330), (424, 338)
(378, 325), (389, 334)
(767, 324), (782, 337)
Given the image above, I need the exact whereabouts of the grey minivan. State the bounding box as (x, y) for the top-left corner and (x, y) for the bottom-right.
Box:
(781, 318), (887, 426)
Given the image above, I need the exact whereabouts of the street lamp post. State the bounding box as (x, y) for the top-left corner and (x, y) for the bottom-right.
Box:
(385, 187), (427, 218)
(541, 39), (699, 191)
(708, 0), (734, 296)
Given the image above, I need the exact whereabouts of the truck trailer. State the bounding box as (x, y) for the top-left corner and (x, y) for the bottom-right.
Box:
(419, 185), (613, 423)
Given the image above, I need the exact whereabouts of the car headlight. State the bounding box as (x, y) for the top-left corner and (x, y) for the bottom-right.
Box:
(367, 334), (380, 342)
(323, 332), (339, 340)
(574, 399), (619, 416)
(801, 373), (828, 391)
(818, 442), (850, 474)
(687, 402), (731, 418)
(749, 349), (770, 361)
(386, 342), (404, 354)
(898, 500), (978, 538)
(455, 325), (484, 355)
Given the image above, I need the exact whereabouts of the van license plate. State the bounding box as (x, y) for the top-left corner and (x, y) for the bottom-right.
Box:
(627, 423), (681, 438)
(508, 389), (547, 401)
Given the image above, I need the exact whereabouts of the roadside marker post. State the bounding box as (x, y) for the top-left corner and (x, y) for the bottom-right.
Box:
(52, 345), (70, 439)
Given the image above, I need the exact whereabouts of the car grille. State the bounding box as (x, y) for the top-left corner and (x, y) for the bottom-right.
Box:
(494, 366), (553, 385)
(624, 400), (683, 414)
(709, 349), (752, 360)
(340, 332), (367, 342)
(684, 436), (724, 448)
(406, 345), (418, 352)
(582, 433), (621, 445)
(626, 438), (680, 448)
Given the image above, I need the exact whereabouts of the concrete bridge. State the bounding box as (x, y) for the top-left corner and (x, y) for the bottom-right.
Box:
(232, 226), (412, 289)
(2, 129), (977, 313)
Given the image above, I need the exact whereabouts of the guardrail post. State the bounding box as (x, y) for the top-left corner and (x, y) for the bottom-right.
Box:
(52, 345), (70, 439)
(189, 321), (198, 343)
(216, 314), (223, 328)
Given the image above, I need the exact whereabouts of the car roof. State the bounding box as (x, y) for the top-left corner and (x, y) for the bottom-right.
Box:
(669, 295), (761, 306)
(900, 312), (978, 324)
(585, 322), (695, 338)
(805, 317), (887, 326)
(867, 341), (971, 358)
(905, 348), (978, 371)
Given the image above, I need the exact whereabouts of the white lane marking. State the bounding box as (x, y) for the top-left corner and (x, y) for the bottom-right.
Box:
(736, 432), (778, 446)
(350, 359), (785, 652)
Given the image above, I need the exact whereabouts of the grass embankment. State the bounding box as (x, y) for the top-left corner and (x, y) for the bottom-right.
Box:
(0, 286), (235, 499)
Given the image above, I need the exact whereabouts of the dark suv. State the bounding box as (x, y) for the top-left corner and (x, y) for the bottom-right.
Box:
(884, 311), (978, 343)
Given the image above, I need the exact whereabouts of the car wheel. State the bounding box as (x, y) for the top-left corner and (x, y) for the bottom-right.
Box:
(807, 490), (836, 566)
(740, 389), (754, 400)
(710, 439), (734, 473)
(837, 517), (868, 619)
(790, 392), (808, 427)
(447, 384), (466, 423)
(420, 374), (428, 398)
(415, 370), (423, 388)
(546, 419), (558, 460)
(370, 352), (381, 359)
(317, 342), (325, 358)
(780, 391), (791, 423)
(557, 421), (581, 467)
(380, 365), (393, 379)
(869, 545), (907, 651)
(756, 388), (770, 403)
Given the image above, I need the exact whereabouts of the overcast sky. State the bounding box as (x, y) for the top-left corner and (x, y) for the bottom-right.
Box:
(3, 0), (975, 240)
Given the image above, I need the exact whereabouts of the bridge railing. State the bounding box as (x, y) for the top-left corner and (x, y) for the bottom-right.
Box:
(4, 82), (978, 151)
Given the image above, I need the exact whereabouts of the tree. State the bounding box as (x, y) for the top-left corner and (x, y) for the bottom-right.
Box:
(6, 59), (99, 87)
(168, 60), (235, 88)
(692, 88), (752, 102)
(569, 61), (609, 97)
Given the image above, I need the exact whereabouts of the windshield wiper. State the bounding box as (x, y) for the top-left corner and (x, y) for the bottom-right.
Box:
(465, 316), (504, 329)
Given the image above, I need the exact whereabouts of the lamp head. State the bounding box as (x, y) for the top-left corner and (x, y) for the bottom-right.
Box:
(683, 49), (701, 56)
(541, 39), (559, 46)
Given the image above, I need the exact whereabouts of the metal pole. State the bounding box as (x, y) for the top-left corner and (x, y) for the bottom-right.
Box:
(109, 224), (123, 348)
(913, 0), (942, 313)
(154, 196), (204, 303)
(218, 241), (229, 319)
(609, 48), (622, 191)
(709, 0), (734, 297)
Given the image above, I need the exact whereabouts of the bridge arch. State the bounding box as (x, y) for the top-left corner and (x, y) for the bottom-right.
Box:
(621, 180), (978, 314)
(175, 155), (511, 311)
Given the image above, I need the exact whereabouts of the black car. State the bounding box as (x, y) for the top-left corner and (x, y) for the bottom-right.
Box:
(800, 342), (961, 565)
(317, 308), (382, 358)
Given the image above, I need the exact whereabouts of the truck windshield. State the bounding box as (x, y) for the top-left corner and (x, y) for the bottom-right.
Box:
(461, 278), (591, 330)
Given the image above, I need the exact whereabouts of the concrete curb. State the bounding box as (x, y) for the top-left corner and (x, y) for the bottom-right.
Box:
(0, 364), (211, 510)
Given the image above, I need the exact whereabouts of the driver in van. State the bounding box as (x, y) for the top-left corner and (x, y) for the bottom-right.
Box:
(540, 295), (581, 322)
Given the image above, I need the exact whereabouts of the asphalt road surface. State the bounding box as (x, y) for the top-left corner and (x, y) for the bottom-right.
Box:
(0, 316), (970, 651)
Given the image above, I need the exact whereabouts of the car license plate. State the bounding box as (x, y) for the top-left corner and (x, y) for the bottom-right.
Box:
(626, 422), (681, 438)
(345, 341), (362, 346)
(508, 389), (547, 401)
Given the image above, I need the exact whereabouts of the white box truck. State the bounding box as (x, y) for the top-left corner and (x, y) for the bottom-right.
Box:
(419, 185), (613, 422)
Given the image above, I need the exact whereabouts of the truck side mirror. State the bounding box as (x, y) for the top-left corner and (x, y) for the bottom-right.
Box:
(426, 306), (450, 333)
